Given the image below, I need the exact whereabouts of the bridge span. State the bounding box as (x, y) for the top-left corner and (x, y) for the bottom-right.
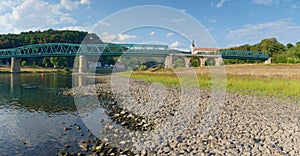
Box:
(0, 43), (270, 73)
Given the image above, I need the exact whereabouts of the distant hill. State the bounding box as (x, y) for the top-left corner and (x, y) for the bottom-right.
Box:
(0, 29), (103, 49)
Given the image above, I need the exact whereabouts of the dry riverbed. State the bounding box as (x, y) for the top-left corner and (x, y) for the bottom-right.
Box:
(61, 75), (300, 156)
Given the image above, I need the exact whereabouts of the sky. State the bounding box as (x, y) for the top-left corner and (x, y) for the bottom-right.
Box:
(1, 0), (300, 49)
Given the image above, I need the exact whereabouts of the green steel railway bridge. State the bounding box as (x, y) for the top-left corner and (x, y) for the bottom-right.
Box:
(0, 43), (270, 73)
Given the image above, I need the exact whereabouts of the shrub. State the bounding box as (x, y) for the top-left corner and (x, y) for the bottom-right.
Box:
(21, 60), (27, 67)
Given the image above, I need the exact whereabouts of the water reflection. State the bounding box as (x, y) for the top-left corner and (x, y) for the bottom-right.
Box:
(1, 73), (77, 113)
(0, 73), (96, 155)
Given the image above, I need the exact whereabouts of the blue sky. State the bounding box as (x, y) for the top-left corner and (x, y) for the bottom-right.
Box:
(1, 0), (300, 49)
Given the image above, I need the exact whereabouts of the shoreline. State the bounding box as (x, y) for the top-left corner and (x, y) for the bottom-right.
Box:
(0, 66), (68, 73)
(61, 76), (300, 155)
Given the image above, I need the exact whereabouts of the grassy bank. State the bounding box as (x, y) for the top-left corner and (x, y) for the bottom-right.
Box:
(119, 64), (300, 101)
(0, 67), (70, 73)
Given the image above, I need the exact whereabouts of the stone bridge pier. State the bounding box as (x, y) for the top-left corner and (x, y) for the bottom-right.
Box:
(78, 55), (88, 73)
(164, 54), (223, 68)
(11, 57), (21, 73)
(9, 55), (93, 73)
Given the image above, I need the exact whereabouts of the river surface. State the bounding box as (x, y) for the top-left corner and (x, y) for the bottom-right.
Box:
(0, 73), (96, 156)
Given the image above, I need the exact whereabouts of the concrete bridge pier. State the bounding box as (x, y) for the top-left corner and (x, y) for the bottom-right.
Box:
(79, 55), (88, 73)
(164, 54), (173, 68)
(265, 58), (272, 64)
(200, 58), (207, 67)
(215, 57), (224, 66)
(184, 57), (191, 68)
(11, 57), (21, 73)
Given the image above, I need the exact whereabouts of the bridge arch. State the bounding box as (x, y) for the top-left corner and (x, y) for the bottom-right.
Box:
(205, 58), (216, 66)
(189, 57), (200, 67)
(172, 56), (185, 68)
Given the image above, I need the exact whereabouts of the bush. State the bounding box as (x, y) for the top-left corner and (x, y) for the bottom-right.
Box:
(138, 64), (147, 71)
(21, 60), (27, 67)
(173, 58), (185, 68)
(287, 57), (300, 63)
(63, 67), (70, 72)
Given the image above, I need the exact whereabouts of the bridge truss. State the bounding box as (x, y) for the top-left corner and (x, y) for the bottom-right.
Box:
(0, 43), (169, 58)
(219, 50), (269, 61)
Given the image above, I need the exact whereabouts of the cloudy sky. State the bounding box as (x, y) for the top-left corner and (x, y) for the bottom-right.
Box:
(1, 0), (300, 49)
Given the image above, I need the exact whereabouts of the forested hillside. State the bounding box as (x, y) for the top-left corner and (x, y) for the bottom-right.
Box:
(0, 29), (104, 68)
(223, 38), (300, 64)
(0, 29), (102, 49)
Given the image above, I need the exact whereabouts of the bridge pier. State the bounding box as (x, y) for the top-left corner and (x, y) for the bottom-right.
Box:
(200, 58), (207, 67)
(265, 58), (272, 64)
(164, 54), (173, 68)
(11, 57), (21, 73)
(79, 55), (88, 73)
(184, 57), (191, 67)
(215, 57), (223, 66)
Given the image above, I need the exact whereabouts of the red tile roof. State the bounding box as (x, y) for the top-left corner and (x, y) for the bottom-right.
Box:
(194, 47), (219, 52)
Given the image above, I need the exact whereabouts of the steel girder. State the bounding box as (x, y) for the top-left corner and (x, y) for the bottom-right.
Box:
(0, 43), (169, 58)
(219, 50), (269, 61)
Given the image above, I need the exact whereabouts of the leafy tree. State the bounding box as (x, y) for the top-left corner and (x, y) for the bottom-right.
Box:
(173, 57), (185, 68)
(50, 57), (66, 68)
(21, 60), (27, 67)
(42, 57), (50, 67)
(189, 57), (200, 67)
(258, 38), (286, 57)
(138, 64), (147, 71)
(205, 58), (216, 66)
(286, 43), (294, 49)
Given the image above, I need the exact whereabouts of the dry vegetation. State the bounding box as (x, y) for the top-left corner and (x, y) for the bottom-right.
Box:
(127, 64), (300, 101)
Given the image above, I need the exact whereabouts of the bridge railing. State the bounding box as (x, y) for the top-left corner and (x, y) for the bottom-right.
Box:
(0, 43), (170, 58)
(219, 50), (269, 60)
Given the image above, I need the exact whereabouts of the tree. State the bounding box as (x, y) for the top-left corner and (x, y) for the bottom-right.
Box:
(258, 38), (286, 57)
(42, 57), (50, 67)
(21, 60), (27, 67)
(189, 57), (200, 67)
(50, 57), (66, 68)
(173, 57), (185, 68)
(286, 43), (294, 49)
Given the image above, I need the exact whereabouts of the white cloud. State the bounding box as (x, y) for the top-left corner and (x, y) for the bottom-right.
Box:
(117, 34), (137, 41)
(169, 41), (181, 48)
(166, 32), (173, 37)
(80, 0), (91, 5)
(167, 18), (184, 23)
(101, 32), (116, 42)
(0, 0), (22, 14)
(149, 31), (155, 36)
(216, 0), (226, 8)
(252, 0), (274, 5)
(100, 32), (138, 42)
(208, 19), (217, 23)
(94, 21), (111, 27)
(0, 0), (92, 34)
(225, 19), (300, 45)
(59, 25), (88, 32)
(60, 0), (91, 10)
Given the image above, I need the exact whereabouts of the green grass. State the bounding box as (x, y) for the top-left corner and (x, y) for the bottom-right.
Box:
(226, 75), (300, 97)
(118, 71), (300, 100)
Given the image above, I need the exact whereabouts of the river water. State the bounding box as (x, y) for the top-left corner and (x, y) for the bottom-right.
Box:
(0, 73), (95, 155)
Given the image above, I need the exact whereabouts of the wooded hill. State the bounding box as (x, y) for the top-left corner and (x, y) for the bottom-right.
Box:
(0, 30), (299, 66)
(0, 29), (104, 68)
(0, 29), (103, 49)
(222, 38), (300, 64)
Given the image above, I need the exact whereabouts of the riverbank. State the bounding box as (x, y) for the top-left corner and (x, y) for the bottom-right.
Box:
(125, 64), (300, 103)
(0, 66), (67, 73)
(62, 75), (300, 155)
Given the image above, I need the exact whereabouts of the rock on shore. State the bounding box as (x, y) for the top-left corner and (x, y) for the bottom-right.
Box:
(63, 76), (300, 155)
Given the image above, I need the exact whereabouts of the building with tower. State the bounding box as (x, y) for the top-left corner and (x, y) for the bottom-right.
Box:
(191, 40), (219, 54)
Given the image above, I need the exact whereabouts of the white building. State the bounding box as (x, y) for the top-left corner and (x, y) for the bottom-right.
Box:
(191, 40), (219, 54)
